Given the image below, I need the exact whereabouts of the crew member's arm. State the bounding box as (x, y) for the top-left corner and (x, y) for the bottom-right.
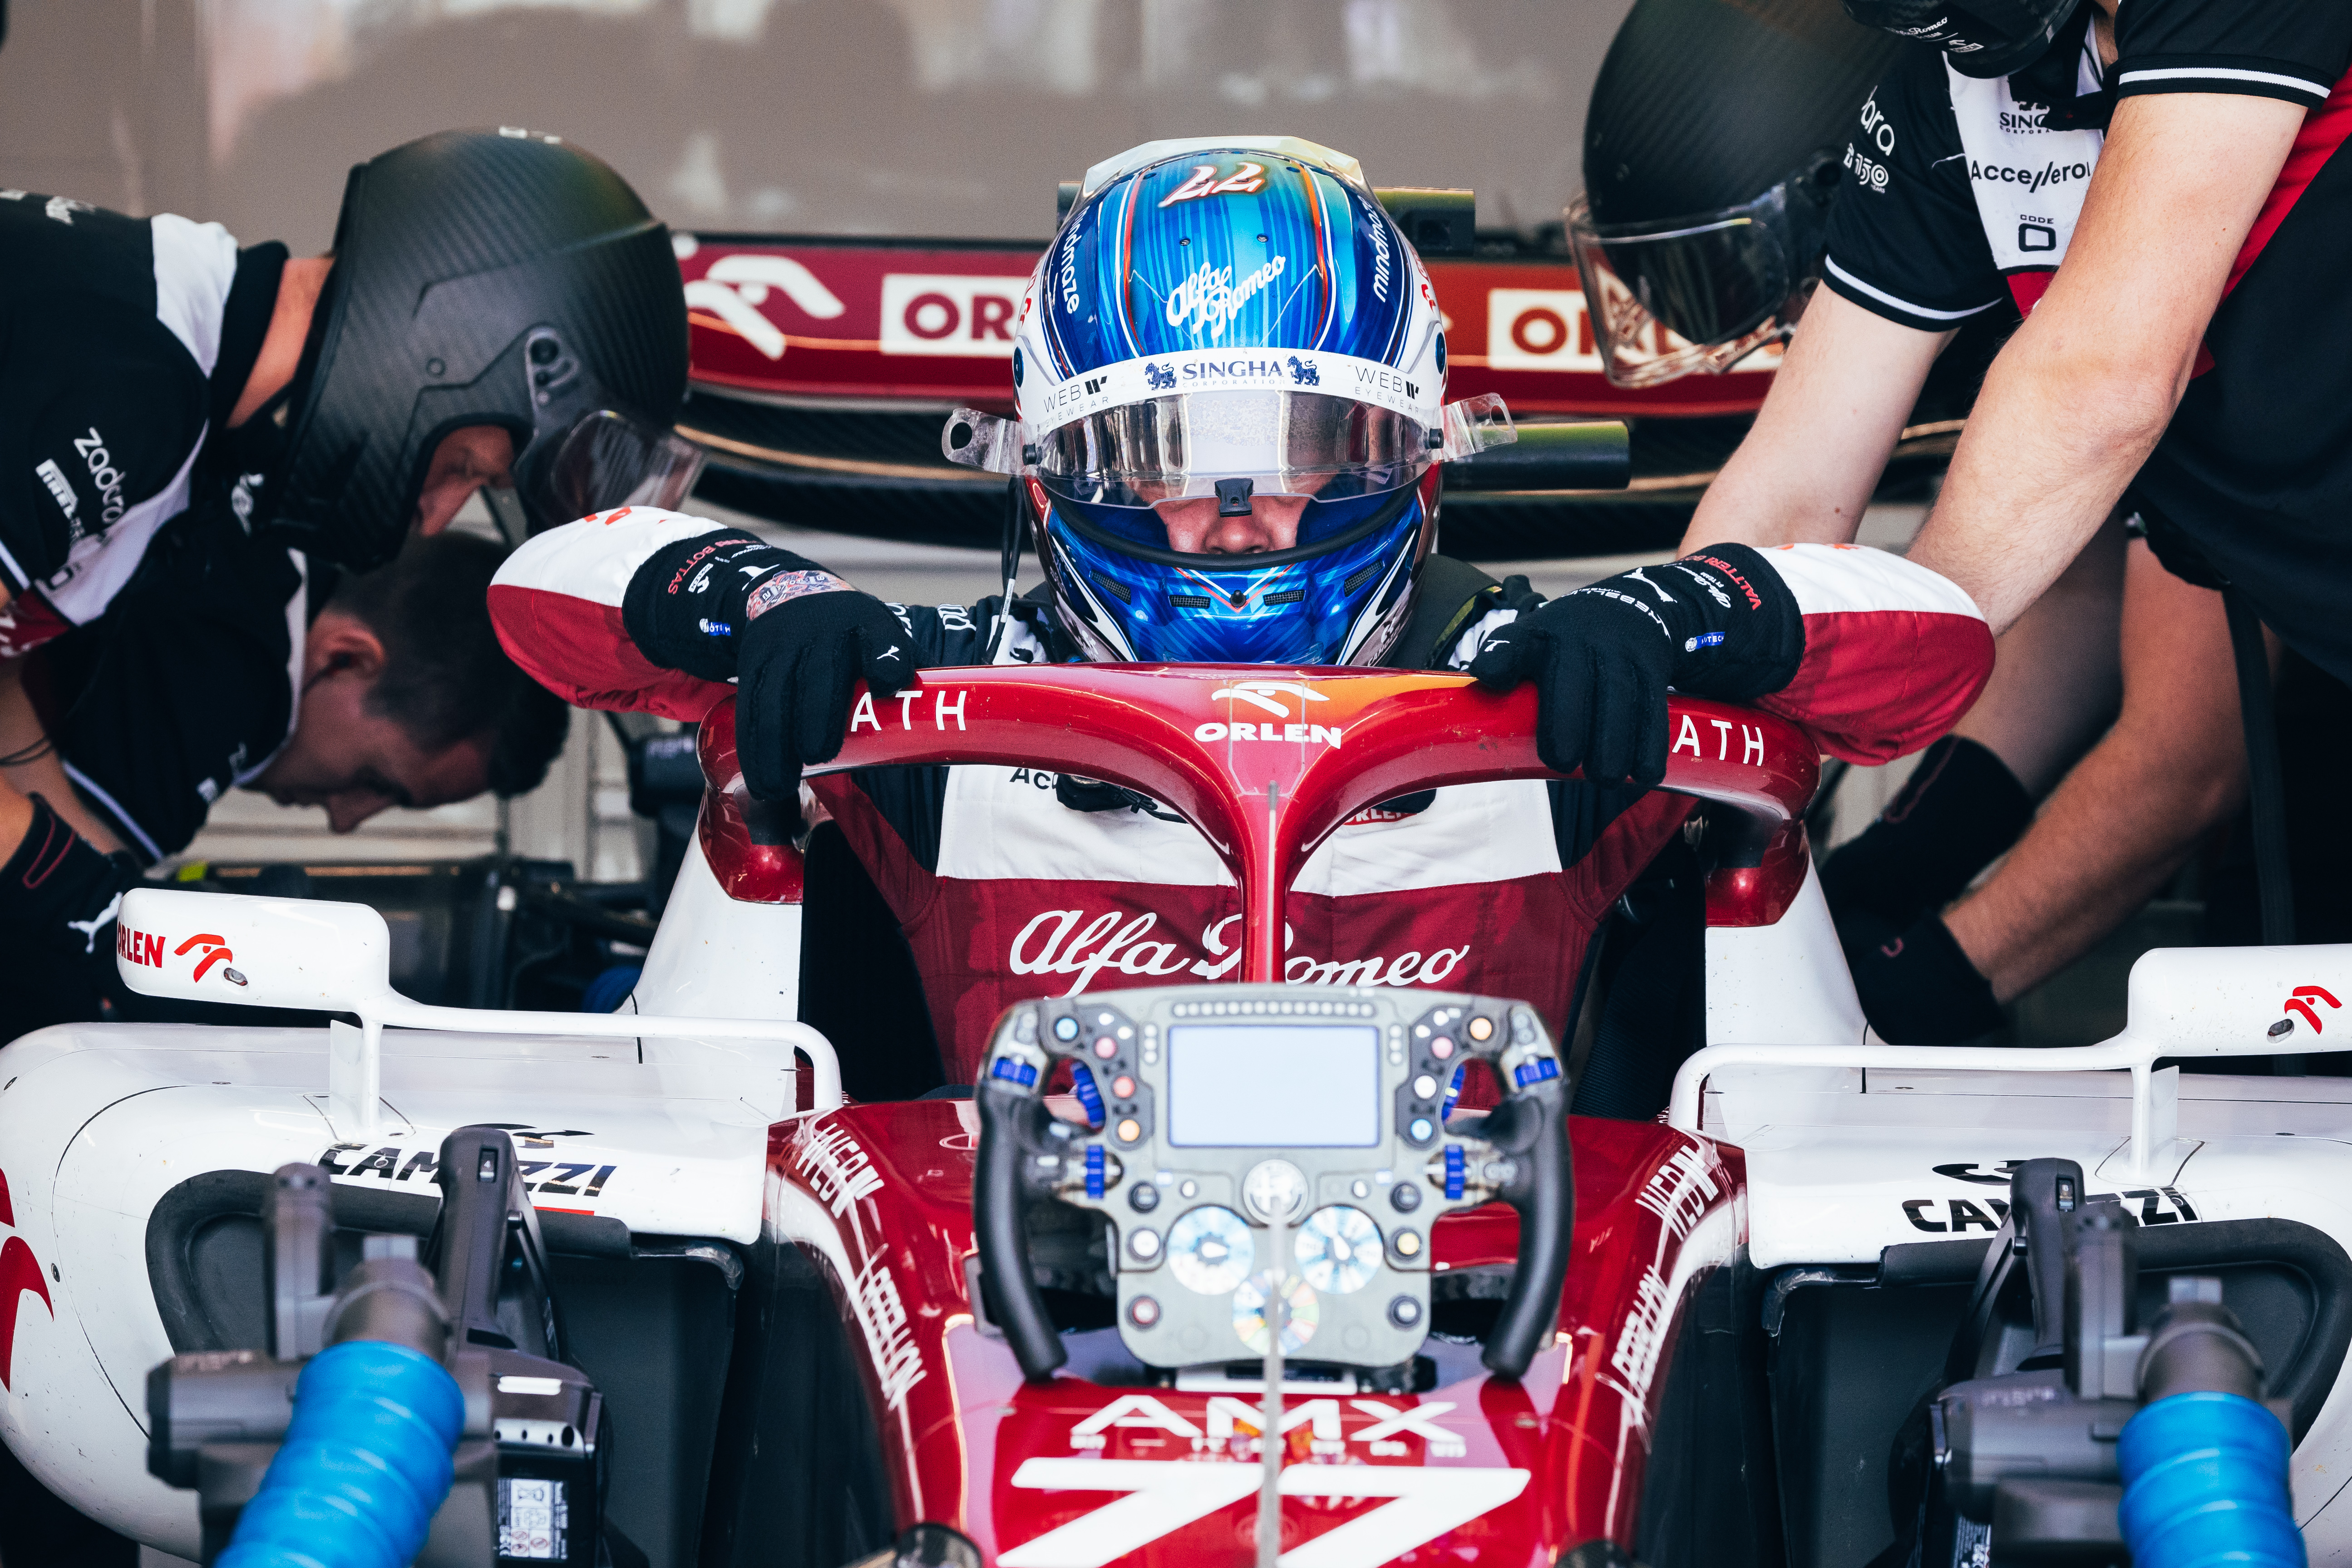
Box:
(489, 507), (913, 800)
(0, 661), (125, 856)
(1909, 92), (2303, 632)
(1680, 288), (1949, 552)
(1688, 40), (2007, 556)
(1942, 541), (2263, 997)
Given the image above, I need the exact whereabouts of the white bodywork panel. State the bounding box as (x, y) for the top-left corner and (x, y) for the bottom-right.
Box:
(0, 1019), (794, 1555)
(1705, 1062), (2352, 1543)
(1704, 858), (1867, 1048)
(633, 831), (804, 1019)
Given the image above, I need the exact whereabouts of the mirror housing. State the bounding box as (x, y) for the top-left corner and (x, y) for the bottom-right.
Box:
(1444, 419), (1631, 493)
(110, 887), (847, 1114)
(116, 888), (393, 1013)
(1373, 187), (1475, 256)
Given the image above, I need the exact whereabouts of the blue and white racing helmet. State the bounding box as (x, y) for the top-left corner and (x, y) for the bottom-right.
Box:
(944, 136), (1512, 666)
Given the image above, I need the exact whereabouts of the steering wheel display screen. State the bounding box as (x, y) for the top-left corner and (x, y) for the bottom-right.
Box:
(1166, 1024), (1381, 1147)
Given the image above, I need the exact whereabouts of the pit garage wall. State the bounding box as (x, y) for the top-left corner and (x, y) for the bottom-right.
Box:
(0, 0), (1634, 252)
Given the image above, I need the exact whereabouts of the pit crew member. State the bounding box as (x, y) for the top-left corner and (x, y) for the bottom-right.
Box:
(0, 127), (698, 1032)
(490, 138), (1994, 1101)
(1574, 0), (2347, 1040)
(0, 530), (567, 1037)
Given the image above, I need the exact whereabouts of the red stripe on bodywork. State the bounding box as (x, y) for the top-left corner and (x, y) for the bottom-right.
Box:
(1760, 610), (1995, 766)
(0, 1234), (53, 1390)
(486, 584), (733, 722)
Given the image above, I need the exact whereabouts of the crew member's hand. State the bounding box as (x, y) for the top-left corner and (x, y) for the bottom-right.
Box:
(1839, 909), (2004, 1045)
(735, 575), (912, 801)
(1468, 544), (1801, 787)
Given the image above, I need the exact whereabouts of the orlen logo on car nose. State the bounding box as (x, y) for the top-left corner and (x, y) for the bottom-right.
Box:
(1195, 681), (1344, 748)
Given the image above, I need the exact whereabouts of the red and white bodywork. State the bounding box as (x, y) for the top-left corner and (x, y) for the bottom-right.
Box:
(765, 1101), (1740, 1564)
(7, 667), (2352, 1567)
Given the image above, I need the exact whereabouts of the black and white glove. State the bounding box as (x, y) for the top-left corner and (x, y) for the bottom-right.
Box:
(624, 533), (913, 802)
(1841, 911), (2005, 1044)
(1467, 543), (1802, 787)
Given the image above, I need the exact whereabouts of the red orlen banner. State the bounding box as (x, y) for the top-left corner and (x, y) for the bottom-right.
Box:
(676, 233), (1778, 418)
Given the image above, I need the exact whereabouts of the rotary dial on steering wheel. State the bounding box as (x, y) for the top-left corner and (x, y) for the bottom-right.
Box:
(1295, 1204), (1382, 1295)
(1168, 1206), (1253, 1296)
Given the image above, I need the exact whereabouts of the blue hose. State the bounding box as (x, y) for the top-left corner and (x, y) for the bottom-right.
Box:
(2118, 1390), (2306, 1568)
(217, 1339), (465, 1568)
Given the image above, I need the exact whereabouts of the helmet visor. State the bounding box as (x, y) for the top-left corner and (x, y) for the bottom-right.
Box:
(537, 409), (707, 523)
(1568, 179), (1812, 388)
(1033, 390), (1432, 511)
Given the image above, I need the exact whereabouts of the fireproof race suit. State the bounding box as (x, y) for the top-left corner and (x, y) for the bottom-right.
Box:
(0, 192), (289, 655)
(491, 508), (1991, 1083)
(1820, 0), (2352, 678)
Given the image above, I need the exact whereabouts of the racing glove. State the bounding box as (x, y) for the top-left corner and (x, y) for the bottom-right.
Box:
(1820, 735), (2034, 932)
(1468, 543), (1802, 788)
(0, 794), (144, 1034)
(1842, 910), (2006, 1045)
(623, 532), (913, 803)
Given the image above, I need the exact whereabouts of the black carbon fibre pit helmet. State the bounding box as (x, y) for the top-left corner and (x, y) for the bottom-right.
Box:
(1572, 0), (1901, 385)
(266, 128), (697, 571)
(1841, 0), (2082, 79)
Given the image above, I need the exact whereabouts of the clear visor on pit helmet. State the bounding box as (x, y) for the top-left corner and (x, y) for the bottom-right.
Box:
(1566, 157), (1837, 389)
(528, 408), (707, 524)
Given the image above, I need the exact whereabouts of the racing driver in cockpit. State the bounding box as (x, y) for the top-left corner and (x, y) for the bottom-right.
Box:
(488, 137), (1995, 1111)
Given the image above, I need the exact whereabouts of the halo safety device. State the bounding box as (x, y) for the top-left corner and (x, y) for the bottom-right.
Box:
(264, 128), (700, 572)
(1840, 0), (2083, 79)
(941, 135), (1513, 666)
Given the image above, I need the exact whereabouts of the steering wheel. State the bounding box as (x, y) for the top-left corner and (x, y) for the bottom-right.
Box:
(974, 986), (1573, 1383)
(696, 665), (1815, 1382)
